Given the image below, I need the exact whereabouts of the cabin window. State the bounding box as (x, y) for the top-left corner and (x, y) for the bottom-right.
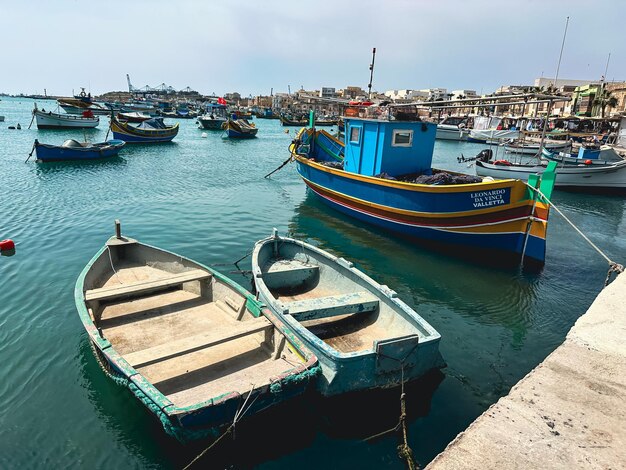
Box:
(392, 129), (413, 147)
(350, 126), (361, 143)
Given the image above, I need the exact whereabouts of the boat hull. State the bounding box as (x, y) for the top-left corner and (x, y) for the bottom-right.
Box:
(34, 139), (125, 162)
(75, 237), (319, 441)
(436, 125), (469, 141)
(504, 142), (569, 155)
(295, 157), (551, 265)
(197, 117), (226, 130)
(35, 110), (99, 129)
(110, 117), (179, 143)
(252, 236), (444, 396)
(59, 104), (110, 116)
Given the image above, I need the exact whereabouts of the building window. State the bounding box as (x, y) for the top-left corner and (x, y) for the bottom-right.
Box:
(392, 129), (413, 147)
(350, 126), (361, 143)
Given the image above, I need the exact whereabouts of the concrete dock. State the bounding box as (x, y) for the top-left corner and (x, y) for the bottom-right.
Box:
(426, 273), (626, 469)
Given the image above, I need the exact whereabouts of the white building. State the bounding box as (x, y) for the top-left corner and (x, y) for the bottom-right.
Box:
(384, 89), (428, 102)
(534, 77), (594, 89)
(319, 87), (336, 98)
(419, 88), (448, 101)
(450, 89), (477, 100)
(272, 93), (290, 110)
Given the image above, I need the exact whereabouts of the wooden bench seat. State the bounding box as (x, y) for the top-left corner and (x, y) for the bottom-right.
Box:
(85, 269), (211, 303)
(284, 291), (379, 321)
(262, 260), (319, 290)
(124, 316), (272, 369)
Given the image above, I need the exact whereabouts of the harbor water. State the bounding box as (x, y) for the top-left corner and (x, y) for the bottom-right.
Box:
(1, 97), (624, 468)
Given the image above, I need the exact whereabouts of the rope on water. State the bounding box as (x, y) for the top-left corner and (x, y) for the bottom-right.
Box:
(264, 154), (294, 178)
(25, 142), (36, 163)
(527, 183), (624, 285)
(183, 386), (257, 470)
(362, 351), (420, 470)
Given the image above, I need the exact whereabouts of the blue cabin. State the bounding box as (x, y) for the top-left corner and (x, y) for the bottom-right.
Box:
(343, 117), (437, 177)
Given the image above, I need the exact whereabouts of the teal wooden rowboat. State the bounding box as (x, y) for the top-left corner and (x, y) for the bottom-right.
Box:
(252, 231), (444, 396)
(75, 224), (318, 441)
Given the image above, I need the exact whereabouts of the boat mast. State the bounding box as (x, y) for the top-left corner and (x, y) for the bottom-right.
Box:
(367, 47), (376, 100)
(538, 16), (569, 159)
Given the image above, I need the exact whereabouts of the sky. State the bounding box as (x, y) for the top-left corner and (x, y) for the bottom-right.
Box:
(1, 0), (624, 97)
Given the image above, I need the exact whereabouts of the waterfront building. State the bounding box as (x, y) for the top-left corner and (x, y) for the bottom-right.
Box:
(319, 87), (336, 98)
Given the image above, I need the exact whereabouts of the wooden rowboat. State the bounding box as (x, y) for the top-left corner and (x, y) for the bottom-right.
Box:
(75, 223), (318, 441)
(110, 115), (179, 143)
(252, 231), (444, 396)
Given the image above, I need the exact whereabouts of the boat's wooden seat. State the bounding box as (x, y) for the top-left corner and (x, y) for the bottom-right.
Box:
(124, 316), (273, 369)
(262, 260), (319, 289)
(85, 269), (211, 303)
(284, 291), (379, 321)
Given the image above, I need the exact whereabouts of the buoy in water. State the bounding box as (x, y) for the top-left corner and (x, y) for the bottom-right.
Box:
(8, 126), (16, 130)
(284, 129), (289, 133)
(16, 123), (21, 130)
(0, 239), (15, 251)
(201, 132), (208, 138)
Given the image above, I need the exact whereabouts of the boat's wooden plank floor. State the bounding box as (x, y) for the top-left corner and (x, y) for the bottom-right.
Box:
(100, 290), (226, 355)
(142, 339), (293, 408)
(98, 272), (295, 408)
(273, 287), (383, 353)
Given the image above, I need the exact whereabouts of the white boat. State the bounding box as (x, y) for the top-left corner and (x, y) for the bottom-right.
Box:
(197, 103), (228, 130)
(436, 116), (469, 141)
(475, 152), (626, 191)
(33, 105), (99, 129)
(504, 140), (570, 155)
(468, 116), (519, 144)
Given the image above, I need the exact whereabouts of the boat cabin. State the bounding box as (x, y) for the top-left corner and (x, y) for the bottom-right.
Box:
(342, 106), (437, 177)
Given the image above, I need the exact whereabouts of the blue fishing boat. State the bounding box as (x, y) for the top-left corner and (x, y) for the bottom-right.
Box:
(110, 115), (179, 143)
(252, 231), (444, 396)
(76, 223), (319, 441)
(290, 106), (558, 266)
(222, 117), (258, 139)
(33, 138), (125, 162)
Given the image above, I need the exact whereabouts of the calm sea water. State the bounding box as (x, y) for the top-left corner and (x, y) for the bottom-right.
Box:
(1, 97), (624, 469)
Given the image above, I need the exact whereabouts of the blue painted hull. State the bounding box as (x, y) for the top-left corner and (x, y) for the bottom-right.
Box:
(226, 129), (257, 139)
(111, 131), (176, 143)
(35, 140), (125, 162)
(295, 158), (549, 264)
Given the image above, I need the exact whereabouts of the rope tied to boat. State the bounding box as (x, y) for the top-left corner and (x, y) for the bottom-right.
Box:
(363, 348), (421, 469)
(183, 386), (258, 470)
(526, 183), (624, 285)
(25, 141), (36, 163)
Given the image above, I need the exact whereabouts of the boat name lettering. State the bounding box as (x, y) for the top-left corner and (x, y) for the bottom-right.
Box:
(470, 189), (507, 208)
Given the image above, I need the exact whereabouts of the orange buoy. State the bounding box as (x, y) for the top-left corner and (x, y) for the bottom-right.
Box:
(0, 239), (15, 251)
(584, 159), (593, 165)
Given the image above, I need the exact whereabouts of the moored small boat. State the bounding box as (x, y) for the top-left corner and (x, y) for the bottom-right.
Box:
(503, 140), (570, 155)
(33, 104), (99, 129)
(75, 223), (319, 441)
(291, 106), (558, 266)
(222, 118), (258, 139)
(252, 231), (444, 396)
(33, 138), (125, 162)
(197, 103), (228, 130)
(474, 147), (626, 192)
(110, 115), (179, 143)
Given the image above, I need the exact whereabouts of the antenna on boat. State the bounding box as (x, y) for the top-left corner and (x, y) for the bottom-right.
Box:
(537, 16), (569, 160)
(367, 47), (376, 100)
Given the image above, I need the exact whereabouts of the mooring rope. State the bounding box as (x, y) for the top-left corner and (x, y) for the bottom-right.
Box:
(183, 386), (257, 470)
(527, 183), (624, 285)
(25, 142), (36, 163)
(362, 348), (420, 470)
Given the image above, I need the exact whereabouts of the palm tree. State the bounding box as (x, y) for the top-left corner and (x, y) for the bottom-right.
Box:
(593, 90), (618, 118)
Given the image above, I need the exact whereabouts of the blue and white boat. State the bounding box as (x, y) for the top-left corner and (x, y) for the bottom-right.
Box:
(197, 103), (228, 130)
(252, 231), (444, 396)
(34, 139), (125, 162)
(290, 106), (557, 266)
